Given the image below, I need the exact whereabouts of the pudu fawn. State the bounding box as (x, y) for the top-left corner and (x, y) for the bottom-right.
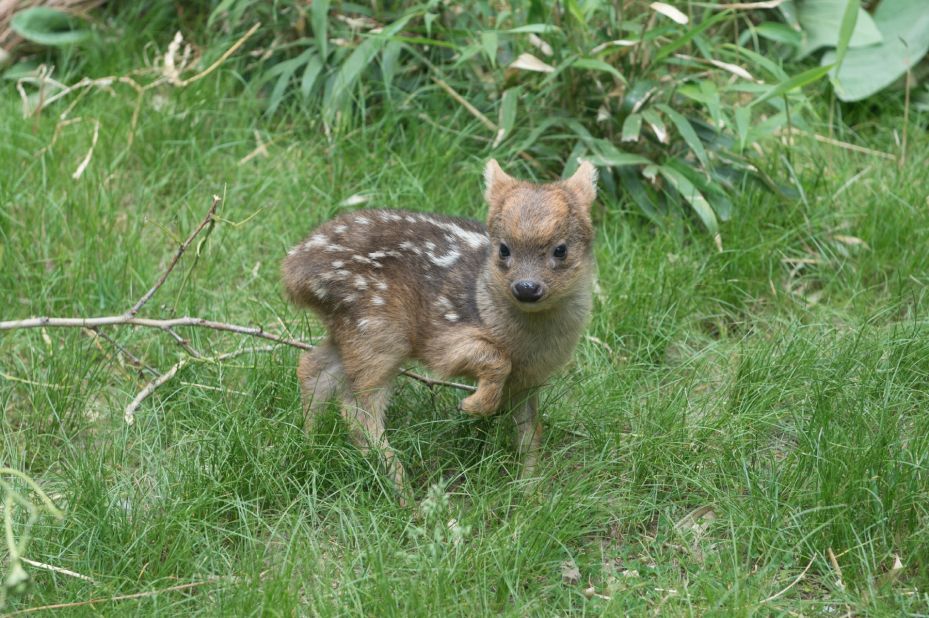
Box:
(282, 159), (598, 497)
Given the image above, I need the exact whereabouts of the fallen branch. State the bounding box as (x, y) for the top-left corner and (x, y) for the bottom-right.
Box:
(18, 557), (97, 585)
(0, 195), (473, 426)
(3, 578), (227, 616)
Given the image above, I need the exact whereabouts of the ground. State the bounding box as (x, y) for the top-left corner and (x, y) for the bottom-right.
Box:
(1, 36), (928, 616)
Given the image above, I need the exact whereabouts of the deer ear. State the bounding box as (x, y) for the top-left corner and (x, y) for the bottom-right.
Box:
(484, 159), (516, 209)
(563, 159), (598, 210)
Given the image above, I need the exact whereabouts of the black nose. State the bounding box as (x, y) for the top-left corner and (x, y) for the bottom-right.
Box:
(512, 280), (543, 303)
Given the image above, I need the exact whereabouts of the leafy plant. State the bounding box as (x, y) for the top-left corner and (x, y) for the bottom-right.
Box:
(205, 1), (834, 239)
(774, 0), (929, 101)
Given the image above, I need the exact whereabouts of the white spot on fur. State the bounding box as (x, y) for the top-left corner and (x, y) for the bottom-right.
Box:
(355, 216), (370, 225)
(405, 215), (417, 223)
(444, 312), (459, 322)
(417, 215), (489, 249)
(334, 269), (351, 280)
(331, 260), (345, 268)
(353, 274), (368, 290)
(425, 240), (436, 251)
(427, 247), (461, 268)
(371, 296), (385, 306)
(287, 246), (299, 256)
(334, 224), (347, 234)
(436, 296), (452, 309)
(325, 244), (350, 253)
(311, 280), (328, 299)
(357, 318), (370, 331)
(343, 293), (359, 304)
(375, 281), (388, 291)
(398, 241), (422, 255)
(304, 234), (328, 250)
(352, 255), (373, 265)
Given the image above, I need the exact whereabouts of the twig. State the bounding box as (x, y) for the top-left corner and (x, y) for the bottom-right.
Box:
(827, 547), (845, 591)
(778, 128), (896, 161)
(19, 557), (97, 584)
(2, 578), (226, 616)
(1, 194), (475, 427)
(431, 77), (496, 132)
(83, 327), (158, 376)
(173, 23), (261, 87)
(129, 195), (220, 316)
(429, 76), (541, 169)
(762, 557), (815, 603)
(399, 370), (475, 393)
(124, 358), (187, 425)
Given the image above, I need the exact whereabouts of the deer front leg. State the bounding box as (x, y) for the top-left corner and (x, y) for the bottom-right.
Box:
(512, 390), (542, 479)
(458, 346), (511, 417)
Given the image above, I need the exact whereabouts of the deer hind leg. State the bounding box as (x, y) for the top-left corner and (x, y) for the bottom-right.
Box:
(297, 340), (345, 433)
(338, 335), (411, 501)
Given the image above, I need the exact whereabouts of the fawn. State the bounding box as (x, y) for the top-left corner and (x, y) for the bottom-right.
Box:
(282, 159), (597, 497)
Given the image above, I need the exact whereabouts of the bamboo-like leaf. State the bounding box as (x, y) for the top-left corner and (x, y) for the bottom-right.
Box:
(621, 113), (642, 143)
(481, 31), (498, 66)
(642, 108), (668, 143)
(656, 104), (709, 169)
(833, 0), (860, 72)
(300, 52), (323, 98)
(571, 58), (626, 82)
(311, 0), (331, 60)
(750, 64), (833, 107)
(658, 165), (718, 234)
(509, 53), (555, 73)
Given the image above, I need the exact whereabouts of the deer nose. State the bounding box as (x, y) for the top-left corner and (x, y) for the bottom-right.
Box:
(512, 280), (544, 303)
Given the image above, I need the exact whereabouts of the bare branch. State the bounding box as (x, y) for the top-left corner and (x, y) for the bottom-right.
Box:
(1, 193), (475, 426)
(123, 345), (276, 424)
(4, 578), (228, 616)
(128, 194), (220, 316)
(124, 358), (187, 425)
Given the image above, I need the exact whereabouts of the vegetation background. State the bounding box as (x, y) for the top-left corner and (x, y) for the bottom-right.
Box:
(1, 0), (928, 614)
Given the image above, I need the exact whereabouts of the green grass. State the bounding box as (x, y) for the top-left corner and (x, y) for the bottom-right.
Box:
(2, 31), (929, 617)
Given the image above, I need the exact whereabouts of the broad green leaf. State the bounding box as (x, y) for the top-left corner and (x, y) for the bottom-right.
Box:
(795, 0), (881, 59)
(752, 22), (802, 48)
(658, 165), (718, 234)
(571, 58), (625, 82)
(481, 31), (498, 65)
(750, 64), (833, 107)
(311, 0), (331, 60)
(823, 0), (929, 101)
(10, 7), (90, 46)
(656, 104), (709, 169)
(621, 113), (642, 142)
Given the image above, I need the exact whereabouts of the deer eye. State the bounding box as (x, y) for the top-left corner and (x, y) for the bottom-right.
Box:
(553, 244), (567, 259)
(499, 243), (511, 258)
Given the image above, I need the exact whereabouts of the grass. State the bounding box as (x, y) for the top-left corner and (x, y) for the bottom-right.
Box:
(2, 25), (929, 617)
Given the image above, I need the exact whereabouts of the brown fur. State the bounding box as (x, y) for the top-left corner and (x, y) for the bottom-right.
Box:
(281, 160), (598, 498)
